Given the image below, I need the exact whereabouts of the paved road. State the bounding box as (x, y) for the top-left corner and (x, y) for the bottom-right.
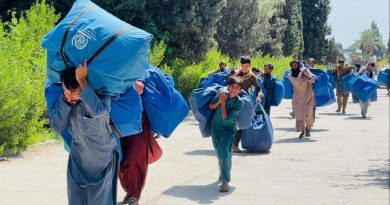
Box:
(0, 89), (389, 205)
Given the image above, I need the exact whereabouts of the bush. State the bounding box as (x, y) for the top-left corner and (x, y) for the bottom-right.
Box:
(0, 0), (59, 156)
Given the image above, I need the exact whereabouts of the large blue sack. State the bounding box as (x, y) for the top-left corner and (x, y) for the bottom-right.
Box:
(349, 75), (378, 102)
(237, 91), (255, 130)
(241, 105), (274, 152)
(310, 69), (336, 107)
(189, 85), (224, 137)
(42, 0), (153, 97)
(44, 81), (143, 151)
(189, 85), (254, 137)
(110, 88), (143, 137)
(339, 73), (354, 93)
(327, 69), (336, 88)
(359, 78), (378, 102)
(142, 66), (189, 138)
(283, 70), (293, 99)
(198, 70), (230, 88)
(270, 79), (285, 106)
(377, 70), (389, 86)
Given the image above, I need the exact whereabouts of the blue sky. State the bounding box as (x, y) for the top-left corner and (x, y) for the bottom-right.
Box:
(328, 0), (389, 48)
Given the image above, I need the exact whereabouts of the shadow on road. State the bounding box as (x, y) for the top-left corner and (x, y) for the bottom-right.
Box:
(334, 160), (390, 190)
(353, 160), (390, 189)
(162, 181), (235, 204)
(274, 138), (317, 144)
(274, 127), (329, 132)
(272, 116), (294, 120)
(184, 150), (216, 156)
(319, 113), (357, 116)
(344, 116), (372, 120)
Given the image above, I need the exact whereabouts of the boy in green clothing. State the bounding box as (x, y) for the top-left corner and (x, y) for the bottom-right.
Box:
(209, 77), (244, 192)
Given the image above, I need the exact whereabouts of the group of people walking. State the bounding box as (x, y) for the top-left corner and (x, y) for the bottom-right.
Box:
(205, 56), (380, 194)
(49, 56), (380, 204)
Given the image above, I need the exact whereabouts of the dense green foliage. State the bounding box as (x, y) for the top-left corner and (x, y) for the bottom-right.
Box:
(282, 0), (304, 59)
(215, 0), (270, 58)
(350, 21), (387, 59)
(301, 0), (331, 63)
(0, 1), (59, 155)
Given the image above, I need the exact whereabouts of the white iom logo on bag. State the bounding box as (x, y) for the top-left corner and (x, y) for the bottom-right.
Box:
(72, 29), (96, 49)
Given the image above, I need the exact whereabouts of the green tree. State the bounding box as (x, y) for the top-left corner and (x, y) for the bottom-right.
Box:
(0, 0), (59, 155)
(350, 21), (386, 58)
(215, 0), (270, 58)
(0, 0), (36, 21)
(260, 1), (287, 57)
(301, 0), (331, 63)
(148, 0), (225, 62)
(282, 0), (304, 59)
(324, 37), (342, 66)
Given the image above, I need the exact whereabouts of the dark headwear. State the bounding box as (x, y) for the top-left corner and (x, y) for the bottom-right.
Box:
(60, 69), (80, 91)
(252, 67), (260, 73)
(240, 56), (251, 64)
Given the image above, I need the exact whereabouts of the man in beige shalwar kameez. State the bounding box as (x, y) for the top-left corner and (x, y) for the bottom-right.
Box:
(288, 64), (316, 138)
(332, 59), (354, 114)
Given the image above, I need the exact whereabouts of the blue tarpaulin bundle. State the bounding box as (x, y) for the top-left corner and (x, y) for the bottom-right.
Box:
(253, 77), (284, 106)
(198, 70), (230, 89)
(327, 69), (336, 88)
(142, 66), (189, 138)
(42, 0), (153, 97)
(339, 73), (354, 93)
(270, 79), (285, 106)
(241, 105), (274, 152)
(348, 74), (378, 102)
(189, 84), (255, 137)
(44, 81), (143, 151)
(283, 70), (293, 99)
(310, 69), (336, 107)
(377, 70), (389, 86)
(237, 91), (255, 130)
(110, 88), (143, 137)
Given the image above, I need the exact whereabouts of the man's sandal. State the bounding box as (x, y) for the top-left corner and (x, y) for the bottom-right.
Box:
(219, 183), (230, 192)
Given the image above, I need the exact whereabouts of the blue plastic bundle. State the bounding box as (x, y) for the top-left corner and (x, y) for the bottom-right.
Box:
(339, 73), (354, 93)
(110, 88), (143, 137)
(377, 70), (389, 86)
(142, 66), (189, 138)
(270, 79), (285, 106)
(327, 69), (336, 88)
(310, 69), (336, 107)
(44, 80), (143, 151)
(42, 0), (153, 97)
(283, 70), (293, 99)
(198, 70), (230, 89)
(237, 91), (255, 130)
(189, 85), (255, 137)
(189, 85), (225, 137)
(348, 74), (378, 102)
(241, 105), (273, 152)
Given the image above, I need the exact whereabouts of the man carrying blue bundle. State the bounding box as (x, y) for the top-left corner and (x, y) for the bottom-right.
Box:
(358, 62), (376, 118)
(258, 63), (276, 115)
(208, 61), (230, 76)
(49, 61), (119, 205)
